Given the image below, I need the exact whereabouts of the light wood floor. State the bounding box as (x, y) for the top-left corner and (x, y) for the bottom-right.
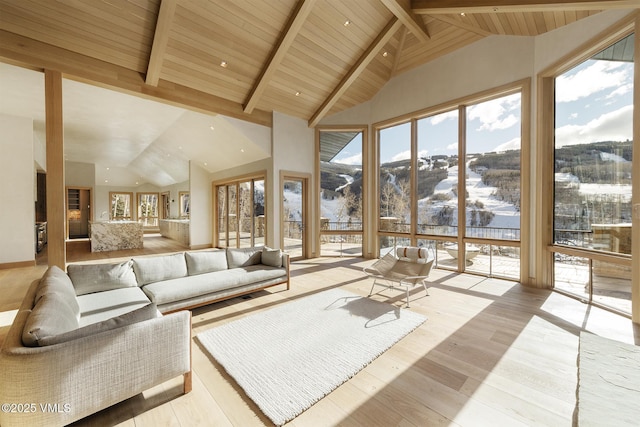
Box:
(1, 238), (638, 427)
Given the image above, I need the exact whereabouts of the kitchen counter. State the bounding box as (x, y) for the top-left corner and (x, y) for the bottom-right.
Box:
(89, 221), (144, 252)
(159, 219), (189, 246)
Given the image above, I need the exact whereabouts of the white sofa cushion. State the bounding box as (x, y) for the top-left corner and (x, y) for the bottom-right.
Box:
(142, 265), (287, 306)
(133, 252), (187, 285)
(37, 303), (159, 346)
(34, 265), (80, 320)
(22, 292), (79, 347)
(262, 247), (282, 268)
(226, 247), (262, 269)
(77, 287), (152, 326)
(67, 260), (138, 295)
(185, 250), (228, 276)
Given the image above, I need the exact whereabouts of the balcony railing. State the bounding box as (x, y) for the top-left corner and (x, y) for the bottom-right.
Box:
(382, 220), (521, 241)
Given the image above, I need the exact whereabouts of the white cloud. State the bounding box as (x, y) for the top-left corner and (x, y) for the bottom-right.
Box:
(391, 150), (411, 162)
(569, 113), (578, 120)
(467, 93), (521, 132)
(493, 137), (521, 152)
(333, 152), (362, 165)
(417, 149), (428, 158)
(446, 142), (458, 151)
(556, 60), (631, 103)
(429, 110), (458, 125)
(555, 104), (633, 147)
(606, 83), (633, 99)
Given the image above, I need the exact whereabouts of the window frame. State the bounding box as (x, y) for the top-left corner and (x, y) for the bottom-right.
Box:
(136, 192), (160, 228)
(213, 172), (267, 249)
(315, 126), (368, 257)
(537, 16), (637, 318)
(373, 79), (531, 283)
(108, 191), (133, 221)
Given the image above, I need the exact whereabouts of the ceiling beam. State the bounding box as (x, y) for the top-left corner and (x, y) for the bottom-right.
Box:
(309, 18), (403, 128)
(412, 0), (640, 14)
(243, 0), (317, 114)
(381, 0), (430, 42)
(145, 0), (177, 86)
(390, 27), (407, 78)
(0, 30), (272, 127)
(431, 15), (493, 36)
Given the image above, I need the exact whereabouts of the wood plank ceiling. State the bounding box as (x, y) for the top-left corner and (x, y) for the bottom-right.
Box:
(0, 1), (637, 128)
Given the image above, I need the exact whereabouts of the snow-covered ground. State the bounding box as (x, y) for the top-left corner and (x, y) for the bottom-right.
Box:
(284, 161), (522, 229)
(579, 183), (631, 200)
(426, 161), (520, 229)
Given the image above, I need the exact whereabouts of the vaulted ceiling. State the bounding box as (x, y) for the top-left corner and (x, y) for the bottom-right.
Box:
(2, 0), (635, 128)
(0, 1), (637, 187)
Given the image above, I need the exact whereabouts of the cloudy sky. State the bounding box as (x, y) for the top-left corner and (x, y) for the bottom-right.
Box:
(333, 55), (633, 165)
(555, 59), (633, 147)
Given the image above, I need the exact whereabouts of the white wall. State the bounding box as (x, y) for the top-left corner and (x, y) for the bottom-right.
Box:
(189, 162), (211, 248)
(65, 161), (95, 188)
(272, 112), (316, 253)
(33, 132), (45, 171)
(0, 114), (35, 264)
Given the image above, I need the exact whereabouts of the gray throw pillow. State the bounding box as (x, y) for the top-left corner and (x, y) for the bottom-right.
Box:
(226, 247), (262, 269)
(67, 260), (138, 296)
(185, 250), (228, 276)
(262, 247), (282, 268)
(35, 265), (80, 320)
(22, 292), (79, 347)
(132, 253), (188, 285)
(37, 303), (159, 346)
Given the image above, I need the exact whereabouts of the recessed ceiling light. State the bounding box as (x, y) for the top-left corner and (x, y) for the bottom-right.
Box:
(343, 19), (351, 27)
(240, 148), (245, 153)
(460, 12), (466, 17)
(220, 60), (228, 68)
(106, 167), (110, 171)
(104, 179), (109, 183)
(210, 126), (215, 131)
(204, 162), (208, 166)
(382, 51), (388, 57)
(295, 91), (301, 97)
(178, 146), (183, 150)
(135, 181), (139, 185)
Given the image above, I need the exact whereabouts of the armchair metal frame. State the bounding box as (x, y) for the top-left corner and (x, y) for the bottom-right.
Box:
(364, 247), (433, 308)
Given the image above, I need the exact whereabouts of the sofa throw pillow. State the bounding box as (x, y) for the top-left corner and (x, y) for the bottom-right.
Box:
(226, 247), (262, 269)
(185, 250), (228, 276)
(262, 247), (282, 268)
(34, 265), (80, 321)
(22, 292), (80, 347)
(37, 303), (159, 346)
(67, 260), (138, 296)
(132, 252), (188, 285)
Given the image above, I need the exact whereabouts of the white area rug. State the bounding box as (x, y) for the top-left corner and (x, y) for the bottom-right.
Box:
(578, 332), (640, 427)
(197, 288), (427, 426)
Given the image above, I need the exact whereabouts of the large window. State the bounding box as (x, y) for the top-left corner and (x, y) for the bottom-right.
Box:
(318, 129), (364, 257)
(215, 175), (266, 248)
(375, 83), (527, 281)
(179, 191), (190, 218)
(552, 32), (634, 314)
(109, 192), (133, 220)
(416, 109), (458, 237)
(137, 192), (159, 227)
(379, 122), (411, 235)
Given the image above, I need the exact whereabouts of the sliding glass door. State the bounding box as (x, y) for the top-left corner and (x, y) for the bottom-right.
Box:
(215, 175), (266, 249)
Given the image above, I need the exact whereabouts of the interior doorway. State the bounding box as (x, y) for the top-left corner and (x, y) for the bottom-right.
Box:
(281, 173), (310, 260)
(66, 187), (91, 239)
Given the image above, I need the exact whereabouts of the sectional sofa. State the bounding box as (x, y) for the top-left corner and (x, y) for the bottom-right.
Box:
(0, 246), (289, 426)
